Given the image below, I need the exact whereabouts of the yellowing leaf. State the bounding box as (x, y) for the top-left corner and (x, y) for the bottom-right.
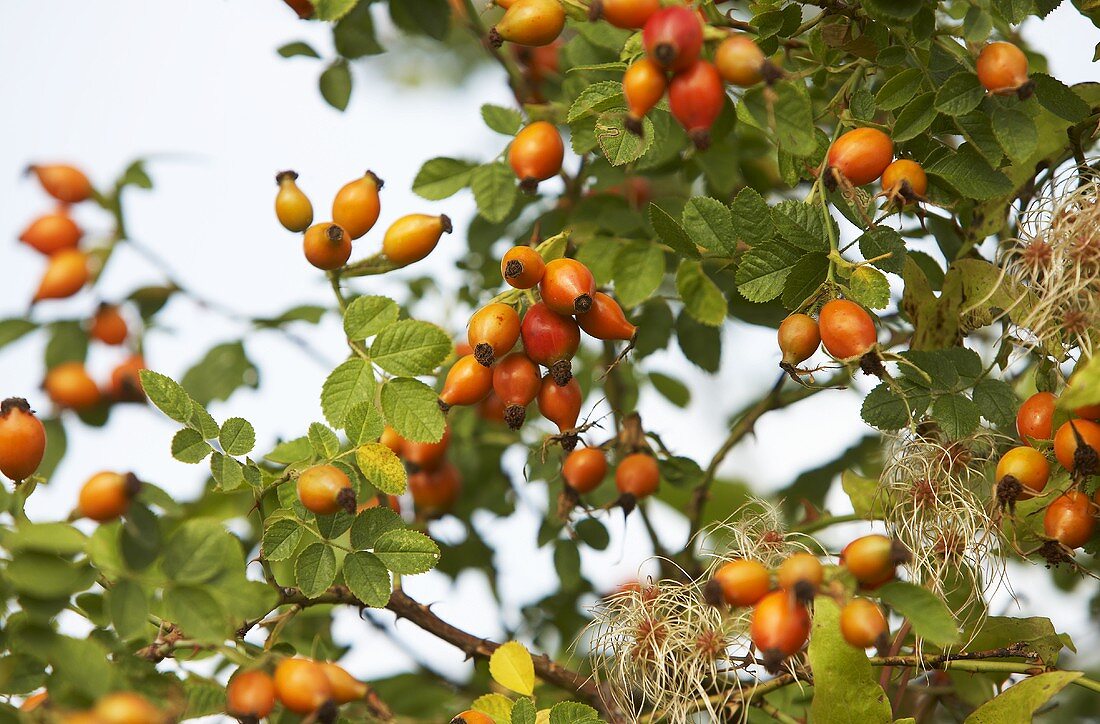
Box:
(473, 693), (514, 723)
(355, 442), (407, 495)
(489, 640), (535, 695)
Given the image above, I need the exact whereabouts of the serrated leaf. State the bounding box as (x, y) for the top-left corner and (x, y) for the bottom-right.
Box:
(219, 418), (255, 456)
(992, 106), (1038, 163)
(262, 519), (304, 561)
(295, 542), (337, 597)
(1031, 72), (1090, 122)
(682, 196), (735, 254)
(649, 204), (700, 258)
(471, 163), (518, 223)
(413, 157), (476, 200)
(355, 442), (407, 495)
(344, 295), (399, 339)
(729, 187), (774, 245)
(955, 112), (1004, 165)
(548, 701), (601, 723)
(676, 261), (726, 326)
(875, 68), (923, 110)
(931, 393), (981, 439)
(612, 240), (665, 308)
(370, 320), (452, 376)
(164, 586), (229, 642)
(108, 579), (148, 641)
(771, 200), (829, 251)
(308, 422), (341, 458)
(344, 400), (383, 445)
(861, 383), (911, 430)
(735, 239), (803, 302)
(742, 81), (816, 157)
(482, 104), (523, 135)
(965, 670), (1082, 724)
(934, 72), (984, 116)
(512, 698), (537, 724)
(878, 581), (960, 646)
(380, 378), (445, 443)
(209, 452), (246, 491)
(849, 266), (890, 310)
(342, 551), (391, 607)
(319, 61), (352, 111)
(781, 252), (828, 309)
(566, 81), (623, 122)
(139, 370), (192, 423)
(927, 145), (1013, 200)
(321, 359), (377, 428)
(596, 111), (652, 166)
(171, 428), (212, 464)
(972, 378), (1017, 428)
(489, 641), (535, 695)
(350, 507), (402, 550)
(893, 92), (938, 142)
(473, 693), (514, 723)
(857, 226), (906, 274)
(372, 529), (440, 574)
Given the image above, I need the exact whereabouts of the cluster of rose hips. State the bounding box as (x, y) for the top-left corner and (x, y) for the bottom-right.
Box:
(15, 164), (147, 415)
(776, 298), (878, 374)
(708, 534), (905, 671)
(226, 657), (379, 721)
(1000, 385), (1100, 557)
(561, 444), (660, 509)
(437, 249), (635, 442)
(274, 170), (451, 270)
(19, 690), (165, 724)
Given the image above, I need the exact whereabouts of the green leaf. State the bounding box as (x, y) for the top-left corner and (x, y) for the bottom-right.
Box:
(334, 1), (384, 57)
(262, 518), (304, 561)
(781, 252), (828, 309)
(596, 110), (652, 166)
(875, 68), (924, 110)
(380, 377), (446, 443)
(849, 266), (890, 310)
(972, 379), (1016, 428)
(321, 359), (377, 429)
(350, 507), (402, 549)
(108, 579), (148, 640)
(412, 157), (476, 200)
(313, 0), (359, 21)
(931, 393), (981, 439)
(372, 529), (440, 574)
(566, 81), (623, 122)
(266, 436), (312, 465)
(1031, 73), (1090, 122)
(549, 702), (602, 723)
(139, 370), (192, 424)
(893, 92), (938, 142)
(742, 81), (816, 157)
(682, 196), (735, 254)
(165, 586), (229, 642)
(389, 0), (450, 40)
(10, 522), (86, 555)
(676, 261), (726, 326)
(344, 400), (383, 445)
(161, 519), (235, 584)
(861, 382), (911, 430)
(955, 112), (1004, 165)
(612, 240), (665, 308)
(649, 372), (690, 407)
(878, 581), (960, 646)
(771, 200), (830, 251)
(295, 542), (337, 597)
(210, 452), (246, 491)
(319, 61), (352, 111)
(965, 671), (1082, 724)
(649, 203), (701, 258)
(219, 418), (255, 456)
(511, 698), (537, 724)
(342, 551), (391, 607)
(277, 41), (321, 59)
(992, 106), (1038, 163)
(481, 103), (523, 135)
(355, 442), (407, 495)
(927, 145), (1013, 200)
(6, 552), (94, 598)
(676, 312), (721, 372)
(471, 163), (518, 223)
(729, 187), (775, 245)
(489, 641), (535, 696)
(934, 72), (984, 116)
(735, 239), (802, 302)
(371, 320), (452, 376)
(807, 596), (892, 724)
(46, 637), (112, 700)
(842, 470), (885, 518)
(0, 318), (36, 351)
(858, 227), (906, 275)
(171, 428), (212, 464)
(181, 341), (258, 406)
(344, 295), (399, 339)
(44, 321), (87, 368)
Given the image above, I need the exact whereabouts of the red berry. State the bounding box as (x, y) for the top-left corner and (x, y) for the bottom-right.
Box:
(643, 6), (703, 72)
(492, 352), (542, 429)
(521, 302), (580, 386)
(669, 60), (725, 149)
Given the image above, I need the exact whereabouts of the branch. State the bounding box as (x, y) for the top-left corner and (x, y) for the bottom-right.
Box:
(278, 586), (626, 721)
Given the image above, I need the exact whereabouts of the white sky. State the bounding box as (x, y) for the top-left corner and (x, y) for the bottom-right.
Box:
(1, 0), (1098, 692)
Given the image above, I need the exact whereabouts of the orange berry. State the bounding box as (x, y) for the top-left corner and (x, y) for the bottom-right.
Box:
(521, 302), (580, 385)
(275, 170), (314, 232)
(1043, 491), (1096, 549)
(44, 362), (101, 410)
(274, 658), (333, 715)
(537, 375), (581, 433)
(1053, 419), (1100, 475)
(501, 246), (546, 289)
(615, 452), (659, 500)
(34, 248), (89, 301)
(777, 313), (820, 366)
(562, 447), (607, 494)
(995, 446), (1050, 497)
(79, 472), (141, 522)
(623, 58), (667, 133)
(109, 355), (146, 402)
(776, 552), (823, 601)
(493, 352), (542, 429)
(0, 398), (47, 481)
(576, 292), (636, 341)
(669, 60), (725, 149)
(818, 299), (876, 359)
(452, 711), (495, 724)
(30, 164), (93, 203)
(319, 662), (367, 704)
(332, 171), (382, 239)
(881, 159), (927, 199)
(439, 355), (494, 410)
(19, 210), (83, 255)
(403, 427), (451, 472)
(226, 670), (276, 718)
(490, 0), (566, 47)
(357, 494), (402, 514)
(643, 6), (703, 72)
(409, 461), (462, 515)
(468, 302), (522, 366)
(508, 121), (565, 192)
(841, 534), (903, 588)
(976, 41), (1029, 95)
(593, 0), (660, 29)
(539, 258), (596, 315)
(382, 214), (452, 266)
(751, 590), (811, 671)
(712, 559), (771, 607)
(1017, 391), (1057, 442)
(715, 34), (766, 86)
(303, 222), (351, 270)
(840, 598), (888, 648)
(380, 425), (406, 456)
(90, 304), (128, 345)
(94, 692), (161, 724)
(297, 464), (356, 515)
(827, 128), (894, 187)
